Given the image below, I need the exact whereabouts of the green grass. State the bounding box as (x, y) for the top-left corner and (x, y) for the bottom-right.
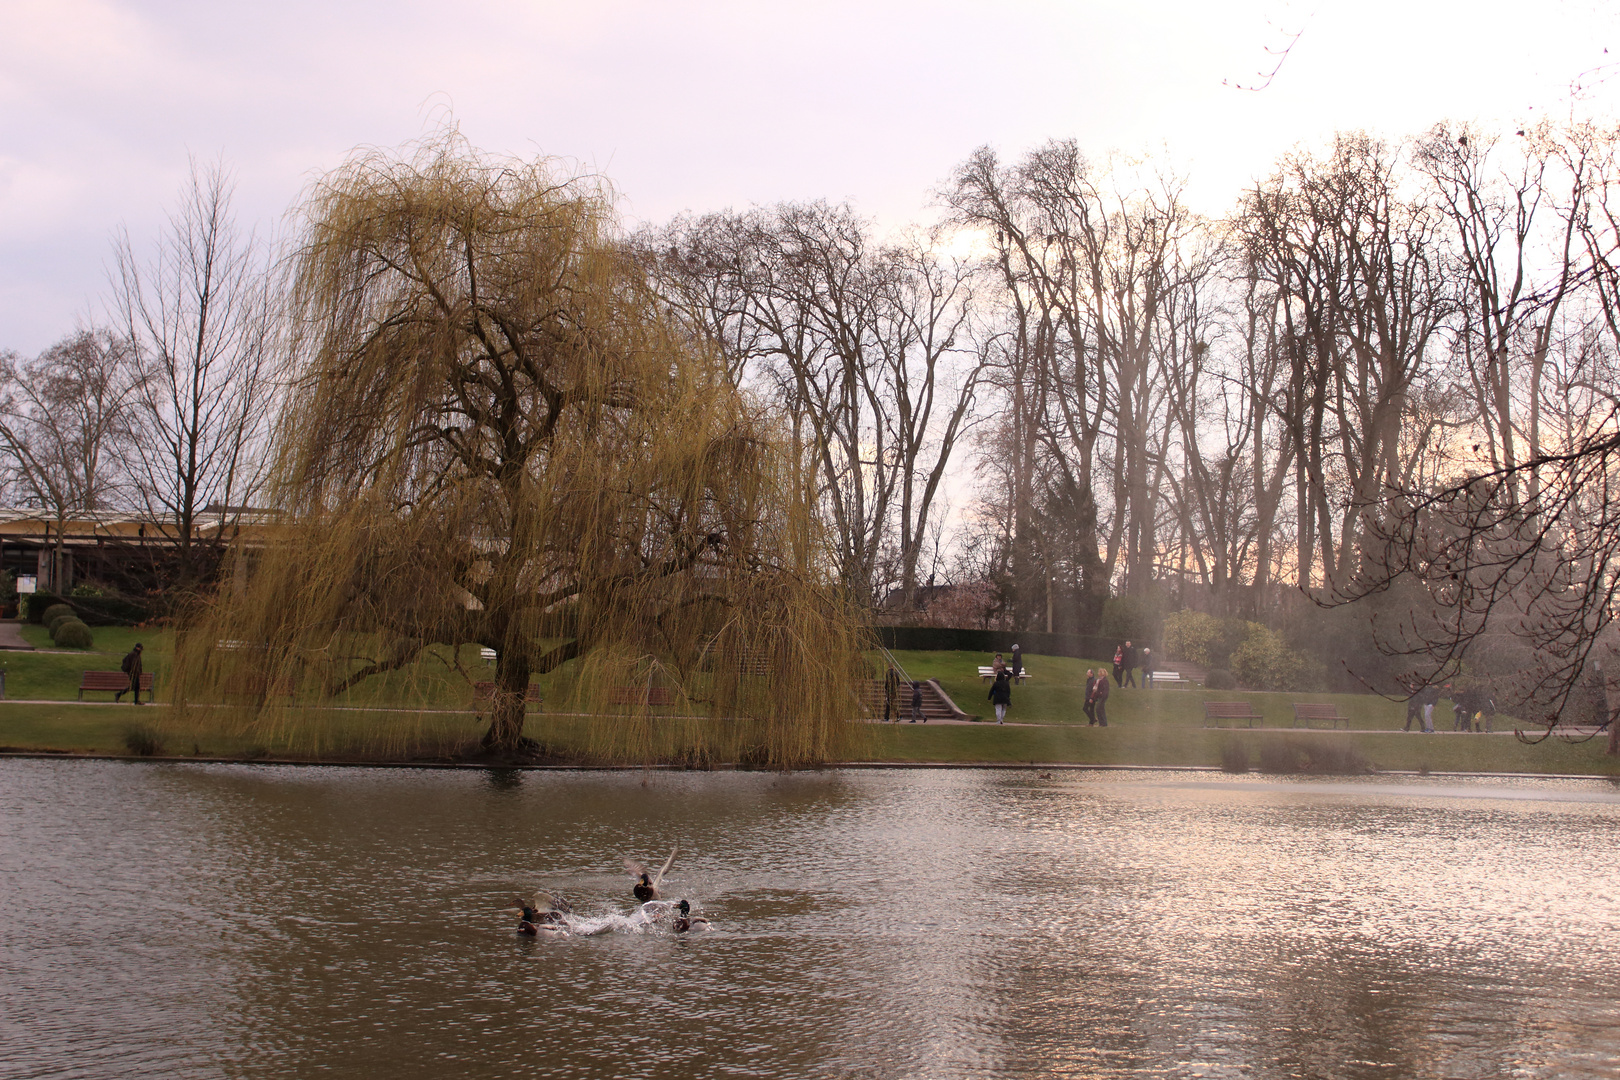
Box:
(889, 648), (1411, 729)
(1, 641), (1615, 774)
(8, 624), (173, 701)
(862, 721), (1620, 774)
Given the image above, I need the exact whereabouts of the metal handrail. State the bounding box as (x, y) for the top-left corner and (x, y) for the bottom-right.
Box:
(877, 645), (911, 684)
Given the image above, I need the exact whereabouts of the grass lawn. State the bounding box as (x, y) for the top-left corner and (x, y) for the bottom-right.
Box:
(862, 719), (1620, 775)
(1, 641), (1614, 774)
(889, 649), (1409, 729)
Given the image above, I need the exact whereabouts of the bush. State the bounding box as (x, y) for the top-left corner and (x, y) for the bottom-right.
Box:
(64, 593), (154, 627)
(42, 603), (76, 627)
(1204, 668), (1236, 690)
(1220, 740), (1250, 773)
(1256, 737), (1372, 775)
(52, 619), (93, 648)
(123, 724), (164, 756)
(48, 613), (80, 636)
(1162, 610), (1251, 668)
(1230, 624), (1318, 692)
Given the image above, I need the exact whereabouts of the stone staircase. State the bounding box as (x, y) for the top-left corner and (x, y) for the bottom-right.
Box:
(858, 676), (967, 722)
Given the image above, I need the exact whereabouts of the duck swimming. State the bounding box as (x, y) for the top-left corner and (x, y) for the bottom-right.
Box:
(672, 899), (710, 934)
(623, 845), (678, 901)
(507, 891), (571, 937)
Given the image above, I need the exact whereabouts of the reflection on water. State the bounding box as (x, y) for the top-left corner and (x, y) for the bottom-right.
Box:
(1, 762), (1617, 1079)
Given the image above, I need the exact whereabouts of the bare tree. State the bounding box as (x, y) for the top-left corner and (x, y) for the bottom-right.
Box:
(0, 329), (141, 590)
(649, 204), (986, 608)
(1241, 133), (1450, 590)
(1414, 121), (1587, 494)
(112, 158), (276, 586)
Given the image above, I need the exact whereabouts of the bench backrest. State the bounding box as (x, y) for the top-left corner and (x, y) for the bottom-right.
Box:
(1204, 701), (1259, 717)
(81, 671), (154, 690)
(1293, 703), (1342, 719)
(608, 686), (673, 706)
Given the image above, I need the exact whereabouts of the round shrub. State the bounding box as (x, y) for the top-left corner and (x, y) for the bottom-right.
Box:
(47, 612), (79, 636)
(52, 619), (93, 648)
(1204, 668), (1237, 690)
(42, 603), (75, 627)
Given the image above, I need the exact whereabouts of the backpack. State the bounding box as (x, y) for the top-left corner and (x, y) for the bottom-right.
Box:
(121, 651), (136, 673)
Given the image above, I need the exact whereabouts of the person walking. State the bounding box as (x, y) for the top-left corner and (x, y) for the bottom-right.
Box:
(909, 680), (925, 723)
(988, 669), (1012, 724)
(1089, 669), (1110, 726)
(1404, 683), (1440, 733)
(1141, 646), (1154, 688)
(1083, 669), (1098, 725)
(1122, 641), (1138, 688)
(1010, 644), (1023, 678)
(1112, 645), (1125, 687)
(115, 643), (144, 704)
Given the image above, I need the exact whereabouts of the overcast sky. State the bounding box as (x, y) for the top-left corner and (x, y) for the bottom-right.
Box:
(2, 0), (1616, 354)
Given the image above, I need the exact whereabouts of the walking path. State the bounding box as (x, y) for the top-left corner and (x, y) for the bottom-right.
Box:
(0, 622), (35, 651)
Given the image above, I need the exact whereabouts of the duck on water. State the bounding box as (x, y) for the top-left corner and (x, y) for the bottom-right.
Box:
(624, 845), (678, 901)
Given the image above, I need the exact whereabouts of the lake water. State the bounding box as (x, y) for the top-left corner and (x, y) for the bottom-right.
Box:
(1, 760), (1617, 1079)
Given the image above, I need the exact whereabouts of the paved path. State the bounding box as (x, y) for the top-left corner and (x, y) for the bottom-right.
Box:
(0, 622), (33, 651)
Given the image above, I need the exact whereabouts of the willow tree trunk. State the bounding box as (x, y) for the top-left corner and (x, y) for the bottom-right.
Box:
(482, 649), (534, 752)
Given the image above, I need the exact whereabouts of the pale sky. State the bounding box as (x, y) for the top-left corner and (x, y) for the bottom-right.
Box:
(2, 0), (1616, 354)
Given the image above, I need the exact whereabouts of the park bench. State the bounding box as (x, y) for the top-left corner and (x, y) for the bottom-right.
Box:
(1147, 670), (1191, 688)
(473, 681), (542, 702)
(608, 686), (674, 706)
(978, 667), (1032, 682)
(79, 671), (155, 700)
(1203, 700), (1262, 728)
(1292, 702), (1349, 729)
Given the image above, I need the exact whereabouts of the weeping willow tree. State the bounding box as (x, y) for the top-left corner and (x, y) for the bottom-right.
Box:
(175, 133), (872, 764)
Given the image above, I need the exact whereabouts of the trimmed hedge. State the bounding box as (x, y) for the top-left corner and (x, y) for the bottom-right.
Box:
(47, 612), (78, 636)
(52, 619), (94, 648)
(876, 625), (1142, 661)
(21, 592), (151, 627)
(24, 594), (62, 623)
(62, 594), (154, 627)
(42, 603), (76, 627)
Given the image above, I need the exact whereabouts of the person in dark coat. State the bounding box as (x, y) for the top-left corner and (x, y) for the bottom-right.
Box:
(988, 670), (1012, 724)
(1453, 686), (1496, 731)
(1122, 641), (1138, 688)
(115, 643), (144, 704)
(909, 680), (925, 723)
(1404, 683), (1440, 732)
(1010, 644), (1023, 678)
(1089, 670), (1110, 726)
(1083, 668), (1098, 725)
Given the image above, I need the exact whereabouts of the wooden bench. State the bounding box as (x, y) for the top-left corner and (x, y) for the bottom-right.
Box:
(473, 681), (542, 702)
(978, 667), (1031, 682)
(608, 686), (674, 706)
(79, 671), (155, 700)
(1203, 701), (1262, 728)
(1293, 702), (1349, 729)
